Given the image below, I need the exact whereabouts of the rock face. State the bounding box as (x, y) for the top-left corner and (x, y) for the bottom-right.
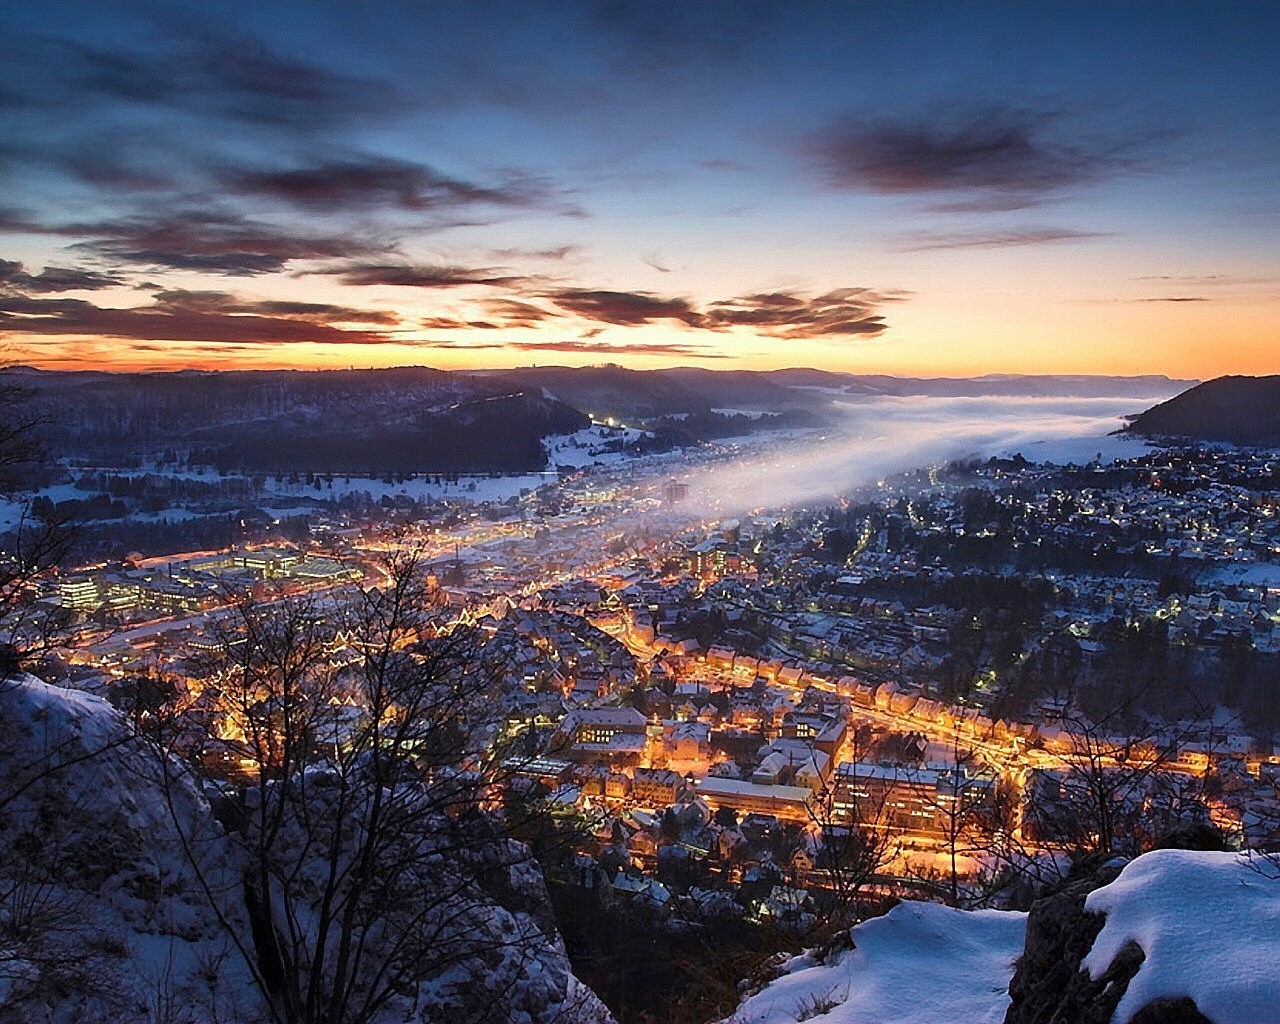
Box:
(1003, 859), (1132, 1024)
(0, 675), (248, 1022)
(0, 676), (613, 1024)
(1004, 829), (1230, 1024)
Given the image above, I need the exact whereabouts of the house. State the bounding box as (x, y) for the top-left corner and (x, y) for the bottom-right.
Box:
(632, 767), (686, 806)
(695, 777), (814, 821)
(662, 719), (711, 760)
(610, 873), (672, 908)
(555, 706), (649, 760)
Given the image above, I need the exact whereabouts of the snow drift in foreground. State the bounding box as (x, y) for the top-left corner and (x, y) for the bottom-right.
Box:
(1084, 850), (1280, 1024)
(728, 848), (1280, 1024)
(725, 902), (1027, 1024)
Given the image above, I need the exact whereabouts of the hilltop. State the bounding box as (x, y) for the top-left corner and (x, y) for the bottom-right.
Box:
(1128, 375), (1280, 446)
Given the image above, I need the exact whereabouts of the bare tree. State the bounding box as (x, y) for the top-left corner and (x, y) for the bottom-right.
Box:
(904, 739), (997, 908)
(969, 694), (1218, 906)
(1028, 702), (1209, 858)
(153, 552), (583, 1024)
(804, 726), (901, 935)
(0, 375), (76, 675)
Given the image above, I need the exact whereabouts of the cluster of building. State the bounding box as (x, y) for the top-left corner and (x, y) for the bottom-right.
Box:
(52, 546), (360, 618)
(26, 437), (1280, 918)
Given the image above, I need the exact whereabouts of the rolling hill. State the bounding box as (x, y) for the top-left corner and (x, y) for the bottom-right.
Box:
(1127, 375), (1280, 446)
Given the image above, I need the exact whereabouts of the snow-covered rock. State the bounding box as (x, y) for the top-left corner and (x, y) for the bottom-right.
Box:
(723, 844), (1280, 1024)
(723, 901), (1026, 1024)
(0, 676), (613, 1024)
(0, 673), (248, 1022)
(1083, 850), (1280, 1024)
(1008, 843), (1278, 1024)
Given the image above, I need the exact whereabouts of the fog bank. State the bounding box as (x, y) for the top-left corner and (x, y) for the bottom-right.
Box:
(682, 394), (1166, 516)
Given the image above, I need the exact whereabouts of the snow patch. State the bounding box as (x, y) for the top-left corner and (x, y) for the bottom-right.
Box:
(1083, 849), (1280, 1024)
(726, 901), (1026, 1024)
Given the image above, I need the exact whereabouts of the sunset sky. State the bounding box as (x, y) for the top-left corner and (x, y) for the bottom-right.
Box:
(0, 2), (1276, 378)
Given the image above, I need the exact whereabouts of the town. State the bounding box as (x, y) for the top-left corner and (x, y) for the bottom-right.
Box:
(18, 434), (1280, 934)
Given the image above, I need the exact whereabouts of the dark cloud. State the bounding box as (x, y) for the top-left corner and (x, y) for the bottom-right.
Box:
(418, 297), (560, 331)
(539, 286), (897, 339)
(706, 288), (892, 338)
(1136, 296), (1209, 302)
(0, 129), (184, 195)
(896, 227), (1110, 251)
(405, 284), (897, 341)
(809, 105), (1143, 207)
(415, 339), (508, 351)
(317, 262), (530, 289)
(0, 283), (395, 346)
(0, 25), (399, 131)
(479, 299), (559, 327)
(149, 288), (398, 324)
(419, 317), (490, 330)
(0, 259), (122, 293)
(0, 22), (568, 276)
(51, 210), (390, 275)
(220, 157), (551, 212)
(0, 207), (50, 234)
(507, 339), (729, 358)
(178, 27), (401, 129)
(544, 288), (705, 327)
(486, 245), (580, 261)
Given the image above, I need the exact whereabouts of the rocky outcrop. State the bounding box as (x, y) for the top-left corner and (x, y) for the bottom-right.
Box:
(1003, 859), (1129, 1024)
(0, 676), (612, 1024)
(0, 675), (248, 1022)
(1005, 828), (1229, 1024)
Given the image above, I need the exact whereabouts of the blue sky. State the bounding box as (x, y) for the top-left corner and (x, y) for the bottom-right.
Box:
(0, 1), (1276, 376)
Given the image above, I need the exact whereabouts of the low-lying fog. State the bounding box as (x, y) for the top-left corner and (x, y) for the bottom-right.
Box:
(683, 393), (1172, 516)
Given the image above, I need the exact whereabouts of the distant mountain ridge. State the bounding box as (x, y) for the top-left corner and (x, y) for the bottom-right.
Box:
(1127, 375), (1280, 446)
(478, 365), (1193, 412)
(0, 364), (1195, 474)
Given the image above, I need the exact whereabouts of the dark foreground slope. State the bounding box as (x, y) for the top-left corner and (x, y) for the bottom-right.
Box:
(1128, 375), (1280, 446)
(0, 675), (613, 1024)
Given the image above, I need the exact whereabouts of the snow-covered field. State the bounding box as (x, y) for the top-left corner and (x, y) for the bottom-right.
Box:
(545, 425), (651, 469)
